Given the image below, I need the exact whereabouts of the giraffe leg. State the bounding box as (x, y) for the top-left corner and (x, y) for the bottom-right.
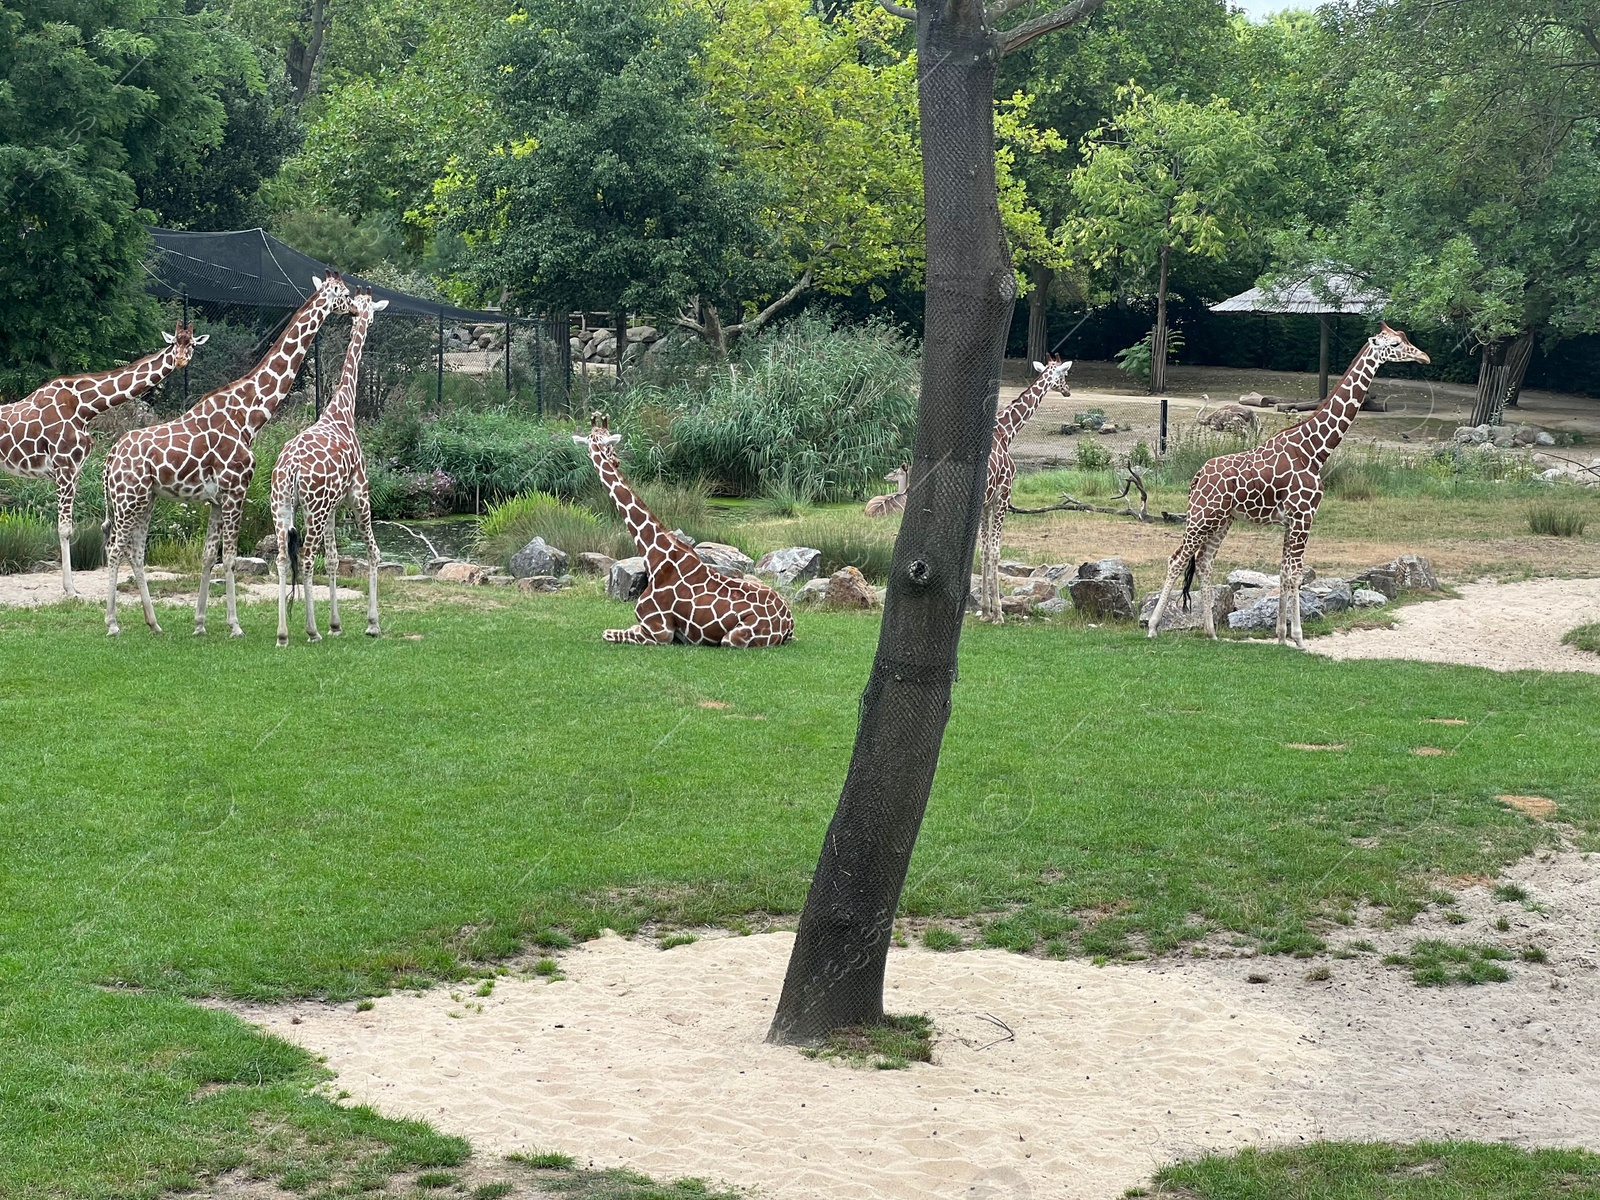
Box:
(104, 500), (127, 637)
(130, 512), (160, 634)
(53, 467), (79, 599)
(324, 521), (342, 636)
(219, 499), (245, 637)
(273, 480), (296, 648)
(1197, 520), (1232, 640)
(603, 594), (675, 643)
(1283, 523), (1311, 651)
(1146, 523), (1208, 638)
(979, 501), (1002, 624)
(352, 489), (381, 637)
(301, 510), (325, 642)
(194, 504), (221, 635)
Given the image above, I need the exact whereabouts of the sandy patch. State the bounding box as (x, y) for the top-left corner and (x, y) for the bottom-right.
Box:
(0, 568), (360, 610)
(1310, 576), (1600, 674)
(227, 852), (1600, 1199)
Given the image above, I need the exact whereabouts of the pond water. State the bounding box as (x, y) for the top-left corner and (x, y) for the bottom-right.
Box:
(343, 516), (481, 565)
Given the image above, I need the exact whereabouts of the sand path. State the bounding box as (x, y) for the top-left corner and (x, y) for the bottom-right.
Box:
(1310, 576), (1600, 674)
(0, 568), (360, 610)
(231, 852), (1600, 1200)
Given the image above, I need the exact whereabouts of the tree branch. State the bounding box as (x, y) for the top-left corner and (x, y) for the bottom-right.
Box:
(986, 0), (1035, 21)
(724, 267), (815, 337)
(998, 0), (1106, 54)
(876, 0), (917, 19)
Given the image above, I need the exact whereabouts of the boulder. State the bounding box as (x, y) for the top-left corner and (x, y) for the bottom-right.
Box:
(1138, 583), (1236, 632)
(516, 574), (566, 593)
(487, 574), (515, 587)
(575, 551), (616, 575)
(793, 577), (831, 606)
(1031, 563), (1076, 584)
(1454, 424), (1491, 445)
(233, 556), (269, 577)
(1227, 568), (1278, 590)
(754, 546), (823, 588)
(509, 536), (570, 579)
(626, 325), (658, 342)
(823, 565), (876, 609)
(425, 556), (454, 575)
(694, 541), (755, 577)
(1352, 588), (1388, 608)
(1491, 425), (1518, 448)
(1034, 596), (1068, 616)
(1304, 578), (1352, 613)
(377, 562), (404, 576)
(255, 534), (279, 559)
(999, 558), (1033, 576)
(1066, 557), (1136, 621)
(1227, 591), (1326, 631)
(1231, 585), (1269, 609)
(1350, 565), (1398, 600)
(607, 556), (648, 601)
(591, 337), (617, 361)
(1536, 431), (1557, 446)
(436, 561), (493, 585)
(1011, 579), (1059, 603)
(669, 529), (697, 547)
(1391, 553), (1438, 592)
(1000, 593), (1035, 616)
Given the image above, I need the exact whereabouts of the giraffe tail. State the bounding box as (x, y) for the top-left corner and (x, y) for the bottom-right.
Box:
(286, 526), (302, 615)
(1180, 555), (1197, 612)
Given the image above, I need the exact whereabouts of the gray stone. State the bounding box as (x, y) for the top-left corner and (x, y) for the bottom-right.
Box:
(377, 562), (404, 576)
(669, 529), (697, 547)
(576, 551), (616, 575)
(1491, 425), (1518, 448)
(1139, 583), (1236, 632)
(425, 556), (453, 575)
(1066, 557), (1136, 621)
(509, 536), (569, 579)
(754, 546), (823, 588)
(516, 574), (564, 593)
(694, 541), (755, 577)
(233, 556), (270, 577)
(254, 534), (279, 559)
(1536, 431), (1557, 445)
(1350, 566), (1398, 600)
(607, 556), (648, 601)
(1011, 579), (1058, 602)
(1352, 588), (1388, 608)
(1454, 424), (1491, 445)
(626, 325), (658, 342)
(486, 574), (515, 587)
(824, 565), (876, 609)
(1227, 591), (1326, 631)
(999, 558), (1033, 576)
(1035, 596), (1068, 616)
(1031, 563), (1076, 584)
(1305, 578), (1352, 613)
(793, 577), (831, 606)
(1000, 593), (1035, 615)
(1391, 553), (1439, 592)
(1231, 585), (1269, 609)
(1227, 568), (1278, 590)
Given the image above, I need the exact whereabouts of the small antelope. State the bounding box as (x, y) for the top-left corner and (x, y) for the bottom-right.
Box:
(864, 465), (910, 517)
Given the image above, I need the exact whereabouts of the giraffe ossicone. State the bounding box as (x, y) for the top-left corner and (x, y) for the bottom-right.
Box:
(0, 323), (205, 597)
(575, 413), (794, 647)
(979, 357), (1072, 623)
(1145, 323), (1430, 649)
(272, 289), (388, 646)
(103, 272), (355, 638)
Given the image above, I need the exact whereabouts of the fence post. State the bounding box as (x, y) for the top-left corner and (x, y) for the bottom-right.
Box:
(181, 290), (190, 405)
(504, 321), (512, 396)
(436, 310), (444, 407)
(314, 330), (322, 417)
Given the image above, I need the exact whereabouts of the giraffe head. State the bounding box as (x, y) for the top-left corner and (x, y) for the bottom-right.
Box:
(310, 270), (357, 316)
(572, 411), (623, 459)
(161, 322), (209, 367)
(1031, 355), (1074, 397)
(1370, 323), (1431, 365)
(350, 288), (390, 324)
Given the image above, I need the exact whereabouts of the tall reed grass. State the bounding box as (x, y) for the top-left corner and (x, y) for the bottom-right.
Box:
(0, 514), (54, 573)
(477, 493), (633, 566)
(1528, 500), (1588, 537)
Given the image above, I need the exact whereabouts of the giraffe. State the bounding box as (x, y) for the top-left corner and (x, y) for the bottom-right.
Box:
(0, 324), (206, 597)
(978, 357), (1072, 623)
(1145, 323), (1430, 649)
(102, 273), (355, 637)
(271, 289), (389, 646)
(574, 414), (793, 646)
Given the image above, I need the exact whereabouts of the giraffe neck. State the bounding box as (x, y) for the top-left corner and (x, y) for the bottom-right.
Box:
(321, 311), (372, 428)
(588, 443), (677, 571)
(199, 291), (338, 436)
(76, 346), (185, 418)
(1285, 341), (1382, 468)
(994, 375), (1052, 451)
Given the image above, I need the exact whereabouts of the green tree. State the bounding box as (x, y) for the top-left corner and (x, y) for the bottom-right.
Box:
(436, 0), (772, 353)
(0, 0), (243, 396)
(1065, 85), (1269, 404)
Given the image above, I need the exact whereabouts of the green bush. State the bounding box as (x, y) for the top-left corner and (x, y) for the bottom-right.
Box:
(1529, 499), (1588, 537)
(477, 493), (632, 566)
(414, 411), (592, 505)
(1158, 428), (1253, 489)
(0, 513), (54, 573)
(1075, 440), (1113, 471)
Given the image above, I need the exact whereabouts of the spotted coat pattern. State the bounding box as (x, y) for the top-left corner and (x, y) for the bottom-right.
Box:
(1146, 325), (1431, 648)
(576, 417), (793, 647)
(0, 326), (201, 596)
(979, 358), (1072, 623)
(271, 290), (387, 646)
(102, 274), (355, 637)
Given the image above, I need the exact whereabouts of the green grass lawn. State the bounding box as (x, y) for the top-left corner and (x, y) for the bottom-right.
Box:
(2, 589), (1598, 1196)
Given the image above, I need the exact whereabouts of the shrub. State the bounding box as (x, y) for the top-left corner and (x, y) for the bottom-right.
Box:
(1158, 428), (1252, 489)
(0, 513), (54, 573)
(1075, 440), (1113, 471)
(1528, 500), (1588, 537)
(477, 493), (632, 566)
(414, 411), (593, 506)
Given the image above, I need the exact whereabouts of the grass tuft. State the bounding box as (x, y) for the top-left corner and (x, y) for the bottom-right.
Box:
(921, 926), (963, 951)
(1563, 623), (1600, 654)
(0, 512), (54, 573)
(1528, 499), (1589, 537)
(800, 1014), (934, 1071)
(510, 1151), (577, 1170)
(1383, 940), (1513, 986)
(660, 933), (698, 950)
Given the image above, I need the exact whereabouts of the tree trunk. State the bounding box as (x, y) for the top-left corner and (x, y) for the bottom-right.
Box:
(1151, 243), (1171, 396)
(614, 304), (627, 383)
(768, 2), (1017, 1045)
(1318, 314), (1331, 401)
(1026, 262), (1052, 364)
(286, 0), (329, 104)
(1504, 328), (1535, 409)
(1471, 338), (1510, 426)
(553, 311), (572, 416)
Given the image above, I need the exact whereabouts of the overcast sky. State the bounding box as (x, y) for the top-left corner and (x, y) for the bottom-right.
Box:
(1230, 0), (1299, 18)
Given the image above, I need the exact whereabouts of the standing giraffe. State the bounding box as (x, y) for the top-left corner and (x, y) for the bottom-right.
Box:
(0, 324), (206, 597)
(102, 273), (354, 637)
(271, 289), (389, 646)
(979, 357), (1072, 623)
(574, 414), (793, 646)
(1146, 323), (1430, 648)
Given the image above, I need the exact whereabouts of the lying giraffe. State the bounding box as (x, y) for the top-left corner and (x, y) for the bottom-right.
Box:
(575, 414), (793, 646)
(272, 288), (389, 646)
(103, 273), (354, 637)
(1146, 324), (1430, 648)
(979, 357), (1072, 623)
(0, 324), (205, 596)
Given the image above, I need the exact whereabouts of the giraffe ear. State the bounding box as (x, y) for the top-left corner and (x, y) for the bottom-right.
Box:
(572, 434), (590, 445)
(371, 299), (390, 312)
(311, 275), (325, 291)
(1032, 360), (1046, 373)
(1063, 360), (1074, 372)
(162, 331), (176, 344)
(192, 334), (209, 346)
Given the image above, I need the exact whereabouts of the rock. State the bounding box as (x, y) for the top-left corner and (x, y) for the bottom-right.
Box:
(626, 325), (658, 342)
(377, 562), (404, 576)
(509, 536), (570, 579)
(1066, 557), (1136, 621)
(793, 577), (831, 606)
(1031, 563), (1076, 584)
(233, 556), (269, 577)
(425, 556), (453, 575)
(255, 534), (279, 559)
(607, 556), (648, 601)
(1391, 553), (1438, 592)
(1034, 596), (1068, 616)
(487, 574), (515, 587)
(1454, 424), (1491, 445)
(1304, 578), (1352, 613)
(576, 551), (616, 575)
(1352, 588), (1388, 608)
(1227, 568), (1278, 590)
(1536, 431), (1556, 445)
(516, 574), (564, 593)
(669, 529), (697, 547)
(1231, 585), (1269, 609)
(1000, 593), (1035, 615)
(1350, 566), (1398, 600)
(1201, 403), (1258, 435)
(1227, 591), (1325, 631)
(1057, 423), (1079, 436)
(336, 555), (358, 576)
(591, 337), (617, 361)
(1491, 425), (1518, 448)
(999, 558), (1033, 576)
(1011, 579), (1058, 602)
(1512, 425), (1539, 446)
(1098, 424), (1118, 435)
(823, 566), (876, 609)
(436, 561), (493, 585)
(754, 546), (823, 588)
(1541, 467), (1567, 481)
(1139, 583), (1236, 631)
(694, 541), (755, 577)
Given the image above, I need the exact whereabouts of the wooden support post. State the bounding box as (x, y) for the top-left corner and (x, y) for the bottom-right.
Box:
(436, 311), (444, 407)
(1318, 313), (1330, 400)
